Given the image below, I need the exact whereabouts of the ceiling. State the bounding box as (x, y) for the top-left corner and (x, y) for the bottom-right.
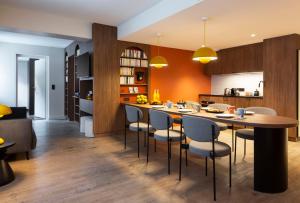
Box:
(0, 0), (300, 50)
(0, 0), (162, 26)
(0, 30), (73, 48)
(122, 0), (300, 50)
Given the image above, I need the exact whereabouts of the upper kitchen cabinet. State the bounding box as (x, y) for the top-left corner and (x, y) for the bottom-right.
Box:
(204, 42), (263, 75)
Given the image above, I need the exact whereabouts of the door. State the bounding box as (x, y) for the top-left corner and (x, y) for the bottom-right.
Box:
(34, 58), (46, 119)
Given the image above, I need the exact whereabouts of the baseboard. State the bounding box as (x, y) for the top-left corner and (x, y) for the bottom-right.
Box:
(48, 115), (67, 120)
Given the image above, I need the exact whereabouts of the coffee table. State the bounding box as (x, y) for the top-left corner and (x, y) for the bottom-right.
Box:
(0, 141), (15, 186)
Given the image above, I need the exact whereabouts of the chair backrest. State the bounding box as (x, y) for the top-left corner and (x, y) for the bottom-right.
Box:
(149, 109), (173, 130)
(208, 103), (231, 111)
(185, 101), (201, 112)
(182, 116), (220, 142)
(245, 107), (277, 116)
(125, 105), (143, 123)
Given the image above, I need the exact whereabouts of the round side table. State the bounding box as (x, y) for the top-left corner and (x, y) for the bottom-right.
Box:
(0, 141), (15, 186)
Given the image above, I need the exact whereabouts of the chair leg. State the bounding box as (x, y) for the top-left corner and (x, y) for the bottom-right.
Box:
(244, 139), (246, 157)
(26, 151), (30, 160)
(229, 152), (232, 187)
(137, 131), (140, 158)
(234, 134), (237, 164)
(179, 141), (182, 181)
(205, 157), (208, 176)
(154, 139), (157, 152)
(168, 138), (170, 175)
(212, 155), (216, 201)
(185, 137), (188, 167)
(232, 125), (234, 152)
(169, 141), (172, 159)
(147, 134), (150, 163)
(144, 132), (146, 147)
(124, 125), (127, 150)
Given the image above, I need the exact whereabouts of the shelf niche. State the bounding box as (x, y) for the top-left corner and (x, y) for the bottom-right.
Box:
(119, 46), (149, 103)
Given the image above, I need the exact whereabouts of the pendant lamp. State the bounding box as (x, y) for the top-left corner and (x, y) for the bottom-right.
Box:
(193, 17), (217, 64)
(150, 33), (168, 68)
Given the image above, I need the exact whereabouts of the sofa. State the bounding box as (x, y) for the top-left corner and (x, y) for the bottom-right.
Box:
(0, 107), (37, 159)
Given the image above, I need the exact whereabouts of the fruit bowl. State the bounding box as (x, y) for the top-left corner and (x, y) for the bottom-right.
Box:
(136, 95), (148, 104)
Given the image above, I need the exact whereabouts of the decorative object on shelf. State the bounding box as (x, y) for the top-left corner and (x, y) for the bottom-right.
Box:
(254, 89), (260, 96)
(136, 72), (144, 81)
(151, 89), (162, 104)
(150, 33), (168, 68)
(86, 91), (93, 100)
(0, 137), (4, 145)
(193, 17), (217, 64)
(134, 87), (139, 93)
(136, 95), (148, 104)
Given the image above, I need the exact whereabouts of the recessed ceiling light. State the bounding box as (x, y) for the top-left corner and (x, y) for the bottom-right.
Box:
(251, 34), (256, 38)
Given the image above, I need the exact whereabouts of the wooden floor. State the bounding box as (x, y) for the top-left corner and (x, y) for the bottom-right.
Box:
(1, 120), (300, 202)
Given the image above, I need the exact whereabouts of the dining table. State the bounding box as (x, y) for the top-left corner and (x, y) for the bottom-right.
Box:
(123, 102), (298, 193)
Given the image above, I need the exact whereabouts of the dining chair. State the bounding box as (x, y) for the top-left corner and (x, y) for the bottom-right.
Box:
(125, 105), (154, 157)
(234, 107), (277, 163)
(148, 109), (185, 174)
(179, 116), (231, 201)
(208, 103), (235, 150)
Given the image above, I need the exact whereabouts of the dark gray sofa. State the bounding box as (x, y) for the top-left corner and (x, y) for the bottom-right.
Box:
(0, 107), (37, 159)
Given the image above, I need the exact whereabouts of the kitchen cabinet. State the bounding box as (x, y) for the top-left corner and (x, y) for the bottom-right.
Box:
(199, 94), (263, 108)
(204, 43), (263, 75)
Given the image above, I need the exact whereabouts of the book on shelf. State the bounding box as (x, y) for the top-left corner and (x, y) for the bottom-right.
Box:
(120, 67), (134, 75)
(120, 76), (135, 85)
(141, 60), (148, 67)
(120, 58), (142, 67)
(121, 49), (146, 59)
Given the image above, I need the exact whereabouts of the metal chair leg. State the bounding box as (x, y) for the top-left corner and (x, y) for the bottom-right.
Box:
(205, 157), (208, 176)
(234, 134), (237, 164)
(137, 131), (140, 158)
(144, 132), (146, 147)
(185, 137), (188, 167)
(169, 141), (172, 159)
(212, 155), (216, 201)
(179, 141), (182, 181)
(154, 139), (157, 152)
(244, 139), (246, 157)
(168, 138), (170, 175)
(229, 152), (232, 187)
(124, 124), (127, 150)
(147, 133), (150, 163)
(232, 125), (234, 152)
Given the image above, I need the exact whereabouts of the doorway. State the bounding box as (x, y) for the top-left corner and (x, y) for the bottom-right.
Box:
(16, 55), (47, 119)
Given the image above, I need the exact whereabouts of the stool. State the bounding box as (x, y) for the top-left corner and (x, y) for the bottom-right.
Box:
(85, 117), (94, 138)
(80, 116), (92, 133)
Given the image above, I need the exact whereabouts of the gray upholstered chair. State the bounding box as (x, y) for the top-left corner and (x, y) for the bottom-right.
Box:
(208, 103), (235, 151)
(148, 109), (185, 174)
(124, 105), (153, 157)
(234, 107), (277, 163)
(179, 116), (231, 201)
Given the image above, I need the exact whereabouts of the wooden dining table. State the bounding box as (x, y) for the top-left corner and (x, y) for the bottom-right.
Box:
(124, 103), (298, 193)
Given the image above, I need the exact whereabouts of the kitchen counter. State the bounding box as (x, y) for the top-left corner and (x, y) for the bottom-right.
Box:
(199, 94), (263, 99)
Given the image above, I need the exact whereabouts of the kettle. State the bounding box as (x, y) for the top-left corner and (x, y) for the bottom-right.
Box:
(224, 88), (231, 96)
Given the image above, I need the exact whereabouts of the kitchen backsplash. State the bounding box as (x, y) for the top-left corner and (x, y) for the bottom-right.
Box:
(211, 72), (264, 96)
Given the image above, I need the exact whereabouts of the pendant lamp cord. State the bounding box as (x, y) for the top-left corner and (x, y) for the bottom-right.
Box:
(203, 19), (206, 47)
(156, 35), (161, 56)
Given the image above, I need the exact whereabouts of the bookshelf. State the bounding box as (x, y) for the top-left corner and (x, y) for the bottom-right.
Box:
(120, 47), (149, 103)
(74, 45), (80, 122)
(64, 52), (68, 117)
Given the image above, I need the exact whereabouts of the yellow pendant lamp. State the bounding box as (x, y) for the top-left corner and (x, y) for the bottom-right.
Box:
(193, 17), (217, 64)
(0, 104), (12, 118)
(150, 33), (168, 68)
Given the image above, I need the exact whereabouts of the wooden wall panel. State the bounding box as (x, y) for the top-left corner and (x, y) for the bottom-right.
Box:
(92, 23), (119, 135)
(263, 34), (300, 140)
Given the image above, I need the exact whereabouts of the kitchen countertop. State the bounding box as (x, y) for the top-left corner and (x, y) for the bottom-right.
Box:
(199, 94), (263, 99)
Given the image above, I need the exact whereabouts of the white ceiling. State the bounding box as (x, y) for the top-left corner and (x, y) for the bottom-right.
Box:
(0, 30), (73, 48)
(0, 0), (300, 50)
(0, 0), (162, 26)
(121, 0), (300, 50)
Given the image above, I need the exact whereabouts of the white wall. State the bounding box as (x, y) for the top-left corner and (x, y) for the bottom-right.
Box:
(17, 60), (29, 108)
(211, 72), (264, 96)
(0, 41), (65, 119)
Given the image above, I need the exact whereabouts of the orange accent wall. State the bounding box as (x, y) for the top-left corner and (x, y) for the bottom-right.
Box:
(150, 46), (211, 102)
